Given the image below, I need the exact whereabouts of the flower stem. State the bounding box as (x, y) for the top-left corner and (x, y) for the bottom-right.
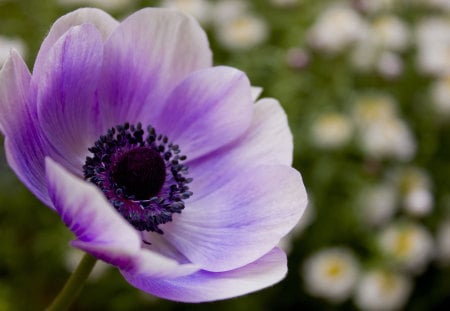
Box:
(46, 253), (97, 311)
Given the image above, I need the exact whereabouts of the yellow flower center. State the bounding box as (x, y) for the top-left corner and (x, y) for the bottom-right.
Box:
(325, 259), (345, 279)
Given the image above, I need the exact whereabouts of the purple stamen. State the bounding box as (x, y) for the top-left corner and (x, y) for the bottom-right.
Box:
(83, 122), (193, 233)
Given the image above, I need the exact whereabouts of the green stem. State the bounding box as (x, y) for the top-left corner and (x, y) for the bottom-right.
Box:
(46, 253), (97, 311)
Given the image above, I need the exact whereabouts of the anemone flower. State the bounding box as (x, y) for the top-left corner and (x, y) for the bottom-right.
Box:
(0, 8), (307, 303)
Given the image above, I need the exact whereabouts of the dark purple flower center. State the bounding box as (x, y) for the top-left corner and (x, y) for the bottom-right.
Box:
(112, 147), (166, 200)
(83, 123), (193, 233)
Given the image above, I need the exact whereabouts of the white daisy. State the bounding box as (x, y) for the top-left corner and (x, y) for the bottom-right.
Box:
(359, 183), (398, 226)
(355, 269), (412, 311)
(416, 17), (450, 77)
(310, 113), (353, 150)
(397, 167), (433, 217)
(352, 95), (416, 161)
(160, 0), (212, 25)
(308, 4), (368, 54)
(303, 247), (360, 303)
(214, 13), (268, 50)
(378, 222), (434, 273)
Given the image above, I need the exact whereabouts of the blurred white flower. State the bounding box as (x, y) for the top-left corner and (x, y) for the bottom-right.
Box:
(378, 222), (434, 273)
(359, 183), (398, 226)
(354, 269), (412, 311)
(376, 51), (404, 78)
(397, 167), (433, 216)
(403, 187), (433, 216)
(0, 36), (26, 67)
(160, 0), (212, 24)
(430, 77), (450, 116)
(310, 113), (353, 149)
(353, 95), (397, 126)
(308, 4), (368, 54)
(212, 0), (269, 51)
(212, 0), (248, 25)
(353, 95), (416, 161)
(58, 0), (135, 10)
(214, 13), (268, 50)
(359, 117), (416, 161)
(416, 17), (450, 77)
(436, 219), (450, 265)
(303, 247), (360, 303)
(351, 16), (408, 76)
(65, 248), (110, 281)
(371, 15), (410, 51)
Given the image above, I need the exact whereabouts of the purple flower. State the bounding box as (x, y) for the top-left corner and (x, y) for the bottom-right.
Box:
(0, 8), (307, 302)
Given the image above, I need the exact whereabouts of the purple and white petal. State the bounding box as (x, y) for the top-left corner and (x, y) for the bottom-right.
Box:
(140, 231), (190, 264)
(251, 86), (263, 101)
(46, 158), (199, 278)
(45, 157), (141, 268)
(33, 8), (118, 76)
(162, 165), (307, 272)
(0, 50), (30, 135)
(151, 66), (254, 160)
(122, 248), (200, 279)
(188, 98), (293, 200)
(0, 51), (52, 206)
(97, 8), (212, 128)
(122, 247), (287, 303)
(36, 24), (104, 173)
(248, 98), (293, 166)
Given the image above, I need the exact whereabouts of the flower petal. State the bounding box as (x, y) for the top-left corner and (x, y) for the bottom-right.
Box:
(45, 157), (141, 267)
(120, 248), (200, 279)
(163, 165), (307, 272)
(72, 240), (200, 279)
(33, 8), (118, 76)
(188, 98), (293, 200)
(246, 98), (293, 166)
(152, 66), (253, 160)
(121, 247), (287, 303)
(0, 50), (52, 206)
(97, 8), (212, 128)
(36, 24), (104, 173)
(46, 158), (200, 278)
(0, 50), (30, 135)
(251, 86), (263, 100)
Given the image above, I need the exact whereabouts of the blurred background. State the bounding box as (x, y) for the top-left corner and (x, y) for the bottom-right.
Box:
(1, 0), (450, 310)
